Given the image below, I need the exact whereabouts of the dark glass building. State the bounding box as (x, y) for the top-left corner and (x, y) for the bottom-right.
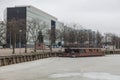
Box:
(7, 7), (26, 48)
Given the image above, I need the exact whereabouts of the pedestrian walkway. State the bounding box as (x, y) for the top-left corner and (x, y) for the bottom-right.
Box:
(0, 48), (63, 56)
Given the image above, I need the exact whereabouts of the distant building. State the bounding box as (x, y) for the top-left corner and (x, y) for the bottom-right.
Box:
(5, 5), (63, 48)
(101, 35), (117, 50)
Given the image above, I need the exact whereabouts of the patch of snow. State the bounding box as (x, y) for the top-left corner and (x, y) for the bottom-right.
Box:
(50, 72), (82, 78)
(49, 72), (120, 80)
(83, 72), (120, 80)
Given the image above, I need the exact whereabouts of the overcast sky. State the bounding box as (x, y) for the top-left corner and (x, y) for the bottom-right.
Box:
(0, 0), (120, 34)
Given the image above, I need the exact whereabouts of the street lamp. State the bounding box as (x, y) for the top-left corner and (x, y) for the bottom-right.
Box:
(19, 29), (22, 54)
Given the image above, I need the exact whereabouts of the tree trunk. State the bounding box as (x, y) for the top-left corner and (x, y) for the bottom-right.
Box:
(50, 45), (52, 52)
(60, 38), (62, 51)
(12, 33), (16, 54)
(34, 41), (36, 52)
(49, 37), (52, 52)
(25, 42), (27, 53)
(50, 39), (53, 52)
(12, 45), (15, 54)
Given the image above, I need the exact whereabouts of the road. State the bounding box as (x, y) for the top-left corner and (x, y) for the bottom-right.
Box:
(0, 55), (120, 80)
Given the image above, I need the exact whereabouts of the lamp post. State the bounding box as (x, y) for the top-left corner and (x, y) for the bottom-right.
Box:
(19, 29), (22, 54)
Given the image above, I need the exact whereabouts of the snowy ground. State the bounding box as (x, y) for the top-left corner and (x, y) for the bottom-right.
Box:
(0, 48), (62, 56)
(0, 55), (120, 80)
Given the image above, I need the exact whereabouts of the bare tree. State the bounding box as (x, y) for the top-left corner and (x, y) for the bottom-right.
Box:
(18, 19), (27, 53)
(0, 21), (6, 47)
(7, 19), (20, 54)
(63, 23), (84, 47)
(45, 29), (52, 51)
(96, 31), (102, 48)
(55, 23), (64, 44)
(25, 20), (33, 53)
(28, 19), (47, 52)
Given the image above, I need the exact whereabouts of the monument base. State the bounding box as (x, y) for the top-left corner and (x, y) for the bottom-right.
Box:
(36, 43), (45, 50)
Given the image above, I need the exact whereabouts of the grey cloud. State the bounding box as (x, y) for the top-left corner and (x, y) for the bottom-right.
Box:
(0, 0), (120, 34)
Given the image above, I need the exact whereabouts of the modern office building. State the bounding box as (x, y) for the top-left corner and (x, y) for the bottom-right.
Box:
(6, 5), (62, 48)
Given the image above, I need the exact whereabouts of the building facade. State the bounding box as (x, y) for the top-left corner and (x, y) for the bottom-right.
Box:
(6, 6), (62, 48)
